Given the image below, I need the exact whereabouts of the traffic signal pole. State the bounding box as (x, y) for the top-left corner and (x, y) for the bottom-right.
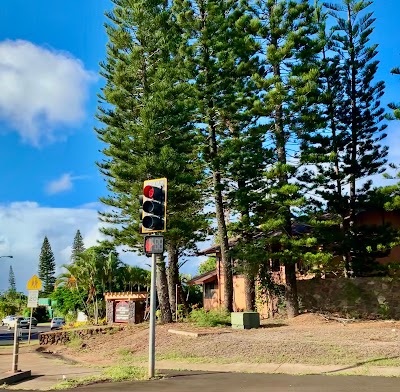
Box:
(148, 252), (157, 378)
(140, 178), (167, 379)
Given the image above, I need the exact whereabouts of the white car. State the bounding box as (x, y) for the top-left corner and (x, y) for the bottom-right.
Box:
(50, 317), (65, 330)
(1, 315), (15, 326)
(7, 317), (29, 330)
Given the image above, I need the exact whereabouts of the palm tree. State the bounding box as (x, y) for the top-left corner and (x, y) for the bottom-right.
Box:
(103, 251), (122, 292)
(56, 246), (151, 322)
(56, 262), (91, 317)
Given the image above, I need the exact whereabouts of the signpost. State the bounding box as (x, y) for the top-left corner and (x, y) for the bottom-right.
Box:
(26, 275), (42, 345)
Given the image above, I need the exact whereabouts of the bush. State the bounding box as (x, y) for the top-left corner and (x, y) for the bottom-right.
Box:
(189, 308), (231, 327)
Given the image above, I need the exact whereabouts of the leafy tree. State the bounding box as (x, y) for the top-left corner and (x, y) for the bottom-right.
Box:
(8, 265), (16, 294)
(250, 0), (323, 317)
(173, 0), (260, 311)
(51, 286), (86, 318)
(197, 257), (217, 275)
(38, 236), (56, 295)
(305, 0), (388, 277)
(71, 230), (85, 263)
(96, 0), (209, 323)
(0, 301), (17, 320)
(57, 245), (150, 321)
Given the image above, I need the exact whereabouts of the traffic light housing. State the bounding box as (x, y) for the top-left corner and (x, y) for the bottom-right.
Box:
(144, 235), (164, 256)
(139, 178), (167, 233)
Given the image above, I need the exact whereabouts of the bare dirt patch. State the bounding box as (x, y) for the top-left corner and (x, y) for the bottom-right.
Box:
(49, 314), (400, 368)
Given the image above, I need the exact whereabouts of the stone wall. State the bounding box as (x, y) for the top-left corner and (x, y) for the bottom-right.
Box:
(297, 277), (400, 319)
(39, 326), (123, 345)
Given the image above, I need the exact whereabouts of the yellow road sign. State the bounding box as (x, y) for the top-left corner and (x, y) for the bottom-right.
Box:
(26, 274), (43, 290)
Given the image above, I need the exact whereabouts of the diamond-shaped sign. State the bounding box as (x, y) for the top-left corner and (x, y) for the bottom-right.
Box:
(26, 274), (43, 291)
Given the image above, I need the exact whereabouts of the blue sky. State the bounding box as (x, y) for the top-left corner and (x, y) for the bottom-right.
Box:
(0, 0), (399, 291)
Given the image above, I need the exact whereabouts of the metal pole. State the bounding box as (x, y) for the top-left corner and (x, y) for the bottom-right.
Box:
(12, 322), (19, 373)
(28, 307), (33, 345)
(148, 253), (157, 378)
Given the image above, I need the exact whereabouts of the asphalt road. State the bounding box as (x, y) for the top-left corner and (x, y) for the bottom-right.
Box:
(0, 324), (50, 341)
(46, 372), (400, 392)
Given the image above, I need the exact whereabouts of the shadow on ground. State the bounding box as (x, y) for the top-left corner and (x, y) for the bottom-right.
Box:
(323, 356), (400, 374)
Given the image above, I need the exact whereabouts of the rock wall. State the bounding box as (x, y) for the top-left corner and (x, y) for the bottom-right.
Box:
(39, 326), (123, 345)
(106, 301), (114, 325)
(297, 277), (400, 319)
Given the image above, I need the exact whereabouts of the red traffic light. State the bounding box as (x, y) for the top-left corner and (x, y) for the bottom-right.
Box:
(143, 185), (163, 200)
(144, 185), (155, 198)
(140, 178), (167, 234)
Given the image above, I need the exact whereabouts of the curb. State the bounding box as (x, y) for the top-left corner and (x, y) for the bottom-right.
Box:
(0, 370), (32, 385)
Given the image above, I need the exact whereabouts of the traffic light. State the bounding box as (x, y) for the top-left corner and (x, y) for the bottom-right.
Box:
(139, 178), (167, 233)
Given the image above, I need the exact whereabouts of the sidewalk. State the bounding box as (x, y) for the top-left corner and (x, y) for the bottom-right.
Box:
(1, 344), (400, 390)
(0, 345), (101, 390)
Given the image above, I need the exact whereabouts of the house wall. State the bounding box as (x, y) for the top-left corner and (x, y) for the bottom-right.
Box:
(297, 277), (400, 319)
(203, 281), (219, 311)
(233, 275), (246, 311)
(202, 256), (248, 312)
(356, 210), (400, 264)
(356, 210), (400, 227)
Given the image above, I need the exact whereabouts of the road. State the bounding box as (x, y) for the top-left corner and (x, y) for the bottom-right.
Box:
(23, 371), (400, 392)
(0, 324), (50, 341)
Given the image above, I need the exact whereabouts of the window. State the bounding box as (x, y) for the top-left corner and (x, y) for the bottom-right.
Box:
(204, 282), (217, 299)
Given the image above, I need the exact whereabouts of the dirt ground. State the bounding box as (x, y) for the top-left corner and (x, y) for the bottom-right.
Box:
(49, 314), (400, 368)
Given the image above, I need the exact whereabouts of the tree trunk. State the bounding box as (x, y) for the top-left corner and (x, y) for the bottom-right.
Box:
(167, 244), (179, 320)
(243, 274), (255, 311)
(156, 255), (172, 323)
(284, 261), (299, 318)
(213, 168), (233, 312)
(178, 286), (189, 316)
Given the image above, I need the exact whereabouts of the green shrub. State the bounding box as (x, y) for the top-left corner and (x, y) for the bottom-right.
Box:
(189, 308), (230, 327)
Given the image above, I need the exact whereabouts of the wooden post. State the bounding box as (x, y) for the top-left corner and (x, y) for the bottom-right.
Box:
(12, 322), (19, 373)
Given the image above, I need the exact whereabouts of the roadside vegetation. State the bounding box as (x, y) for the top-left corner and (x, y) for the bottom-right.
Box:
(51, 365), (149, 390)
(188, 309), (231, 327)
(6, 0), (400, 331)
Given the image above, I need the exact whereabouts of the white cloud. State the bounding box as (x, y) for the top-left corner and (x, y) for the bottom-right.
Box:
(46, 173), (73, 195)
(0, 40), (96, 146)
(0, 202), (148, 292)
(45, 173), (88, 195)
